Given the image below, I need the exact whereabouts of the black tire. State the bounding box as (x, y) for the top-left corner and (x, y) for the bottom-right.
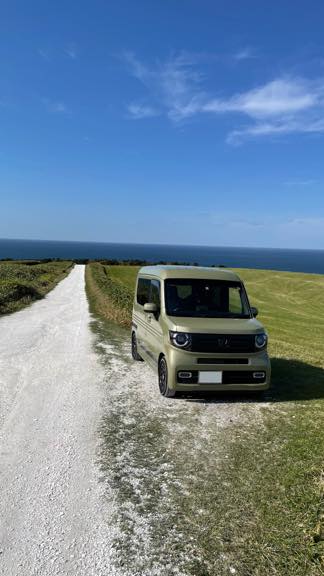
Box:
(131, 332), (143, 361)
(158, 356), (176, 398)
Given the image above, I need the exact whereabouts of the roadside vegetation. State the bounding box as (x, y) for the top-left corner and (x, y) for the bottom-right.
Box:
(87, 261), (324, 574)
(0, 260), (73, 315)
(85, 262), (136, 326)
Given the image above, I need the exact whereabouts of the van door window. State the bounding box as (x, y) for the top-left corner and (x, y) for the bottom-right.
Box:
(137, 278), (151, 306)
(150, 279), (161, 309)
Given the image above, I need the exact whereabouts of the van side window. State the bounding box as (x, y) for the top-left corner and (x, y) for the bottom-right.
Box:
(137, 278), (151, 306)
(150, 279), (160, 308)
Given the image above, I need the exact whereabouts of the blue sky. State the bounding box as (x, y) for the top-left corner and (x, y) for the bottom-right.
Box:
(1, 0), (324, 249)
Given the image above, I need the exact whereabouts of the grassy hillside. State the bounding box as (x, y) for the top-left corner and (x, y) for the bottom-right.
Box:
(237, 268), (324, 368)
(85, 263), (135, 326)
(87, 262), (324, 573)
(0, 260), (73, 315)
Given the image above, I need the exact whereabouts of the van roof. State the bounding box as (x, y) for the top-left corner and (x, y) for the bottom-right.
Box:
(138, 265), (241, 282)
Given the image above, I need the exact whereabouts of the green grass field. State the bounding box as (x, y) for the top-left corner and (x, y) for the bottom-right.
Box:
(0, 260), (73, 315)
(87, 262), (324, 573)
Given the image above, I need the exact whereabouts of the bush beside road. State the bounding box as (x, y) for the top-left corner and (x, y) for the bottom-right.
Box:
(0, 260), (73, 315)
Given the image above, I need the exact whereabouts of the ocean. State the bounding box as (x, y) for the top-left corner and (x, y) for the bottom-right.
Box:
(0, 238), (324, 274)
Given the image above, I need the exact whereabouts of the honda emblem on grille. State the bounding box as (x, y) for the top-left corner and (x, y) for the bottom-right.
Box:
(217, 337), (229, 347)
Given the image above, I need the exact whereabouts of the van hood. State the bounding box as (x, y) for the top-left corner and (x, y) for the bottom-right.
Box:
(165, 316), (265, 334)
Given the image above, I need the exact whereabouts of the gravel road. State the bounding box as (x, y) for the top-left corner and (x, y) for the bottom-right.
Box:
(0, 265), (268, 576)
(0, 265), (119, 576)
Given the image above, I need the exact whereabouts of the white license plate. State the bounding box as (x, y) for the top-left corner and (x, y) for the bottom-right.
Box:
(198, 371), (223, 384)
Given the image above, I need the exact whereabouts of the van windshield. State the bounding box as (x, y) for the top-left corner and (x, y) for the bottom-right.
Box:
(164, 278), (251, 318)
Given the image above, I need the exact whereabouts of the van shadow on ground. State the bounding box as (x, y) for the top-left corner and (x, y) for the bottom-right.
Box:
(180, 358), (324, 403)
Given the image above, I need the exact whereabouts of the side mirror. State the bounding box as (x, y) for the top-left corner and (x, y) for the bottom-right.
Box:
(144, 302), (158, 314)
(251, 306), (259, 318)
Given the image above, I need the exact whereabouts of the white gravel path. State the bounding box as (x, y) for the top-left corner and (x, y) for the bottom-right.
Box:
(0, 265), (119, 576)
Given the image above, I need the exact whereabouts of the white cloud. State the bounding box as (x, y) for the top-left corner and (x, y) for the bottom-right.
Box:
(204, 78), (318, 118)
(127, 103), (159, 119)
(210, 77), (324, 143)
(123, 53), (324, 143)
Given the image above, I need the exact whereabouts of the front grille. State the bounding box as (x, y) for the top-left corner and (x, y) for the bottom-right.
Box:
(197, 358), (249, 365)
(190, 333), (255, 353)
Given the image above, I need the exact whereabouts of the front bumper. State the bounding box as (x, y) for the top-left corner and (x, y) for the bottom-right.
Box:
(165, 346), (271, 391)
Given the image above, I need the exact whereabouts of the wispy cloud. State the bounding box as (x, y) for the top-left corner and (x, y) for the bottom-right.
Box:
(227, 115), (324, 144)
(123, 51), (148, 83)
(166, 211), (324, 248)
(123, 53), (324, 143)
(64, 42), (78, 60)
(42, 98), (68, 114)
(284, 178), (318, 187)
(38, 48), (50, 61)
(53, 102), (67, 113)
(123, 51), (205, 122)
(286, 216), (324, 227)
(127, 103), (159, 119)
(232, 47), (256, 61)
(39, 43), (79, 61)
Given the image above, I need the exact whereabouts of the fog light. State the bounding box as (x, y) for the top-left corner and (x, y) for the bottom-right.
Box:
(253, 372), (265, 379)
(178, 371), (192, 379)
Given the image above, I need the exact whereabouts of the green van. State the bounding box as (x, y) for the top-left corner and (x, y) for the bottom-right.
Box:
(131, 266), (271, 397)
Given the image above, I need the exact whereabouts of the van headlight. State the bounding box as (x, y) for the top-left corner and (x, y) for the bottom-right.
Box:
(255, 333), (268, 350)
(169, 331), (192, 350)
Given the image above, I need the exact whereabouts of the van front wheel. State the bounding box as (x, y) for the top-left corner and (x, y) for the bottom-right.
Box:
(131, 332), (143, 361)
(158, 357), (175, 398)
